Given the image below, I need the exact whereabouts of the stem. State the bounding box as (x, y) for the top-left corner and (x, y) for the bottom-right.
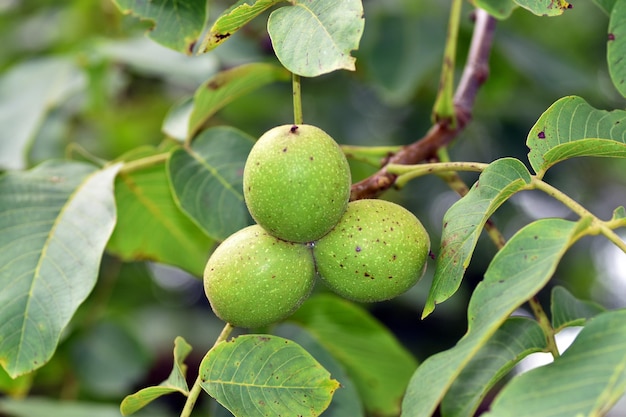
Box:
(484, 218), (507, 250)
(436, 170), (471, 198)
(292, 73), (303, 125)
(432, 0), (463, 125)
(180, 323), (234, 417)
(389, 161), (488, 188)
(599, 226), (626, 254)
(529, 297), (560, 359)
(341, 145), (403, 167)
(530, 178), (596, 219)
(530, 180), (626, 254)
(350, 10), (497, 200)
(65, 142), (107, 166)
(341, 145), (403, 157)
(118, 153), (170, 174)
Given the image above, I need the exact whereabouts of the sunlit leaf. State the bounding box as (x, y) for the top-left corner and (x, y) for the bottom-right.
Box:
(120, 336), (192, 416)
(199, 0), (283, 52)
(441, 317), (547, 417)
(473, 0), (518, 19)
(274, 324), (365, 417)
(484, 309), (626, 417)
(0, 57), (86, 170)
(402, 218), (590, 417)
(188, 63), (290, 139)
(199, 334), (339, 417)
(112, 0), (206, 54)
(0, 161), (120, 377)
(290, 294), (417, 417)
(550, 286), (605, 331)
(527, 96), (626, 177)
(168, 127), (254, 241)
(609, 0), (626, 98)
(423, 158), (532, 318)
(107, 147), (214, 276)
(268, 0), (365, 77)
(513, 0), (572, 16)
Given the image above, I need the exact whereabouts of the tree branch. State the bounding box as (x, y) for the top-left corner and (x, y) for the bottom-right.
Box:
(350, 9), (497, 201)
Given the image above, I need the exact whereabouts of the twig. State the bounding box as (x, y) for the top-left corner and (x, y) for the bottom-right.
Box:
(180, 323), (234, 417)
(350, 9), (497, 201)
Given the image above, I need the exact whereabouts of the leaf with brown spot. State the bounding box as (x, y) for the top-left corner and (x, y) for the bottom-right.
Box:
(199, 0), (284, 52)
(423, 158), (532, 318)
(188, 63), (290, 139)
(112, 0), (206, 54)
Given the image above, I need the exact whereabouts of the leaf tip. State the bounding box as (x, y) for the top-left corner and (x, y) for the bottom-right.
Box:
(421, 303), (435, 319)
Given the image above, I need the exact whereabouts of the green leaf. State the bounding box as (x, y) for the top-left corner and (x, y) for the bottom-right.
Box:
(188, 63), (290, 139)
(484, 309), (626, 417)
(441, 317), (547, 417)
(274, 324), (365, 417)
(112, 0), (206, 55)
(106, 147), (214, 276)
(609, 0), (626, 98)
(550, 286), (605, 331)
(199, 0), (284, 52)
(423, 158), (532, 318)
(513, 0), (572, 16)
(0, 57), (86, 170)
(401, 218), (589, 417)
(0, 397), (171, 417)
(613, 206), (626, 221)
(199, 334), (339, 417)
(120, 336), (192, 416)
(473, 0), (518, 19)
(593, 0), (617, 14)
(0, 161), (120, 377)
(168, 127), (254, 241)
(289, 294), (417, 417)
(268, 0), (365, 77)
(527, 96), (626, 177)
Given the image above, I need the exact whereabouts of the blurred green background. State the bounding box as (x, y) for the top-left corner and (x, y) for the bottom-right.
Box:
(0, 0), (625, 415)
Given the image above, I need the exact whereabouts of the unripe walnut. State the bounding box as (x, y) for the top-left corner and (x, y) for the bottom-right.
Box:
(313, 199), (430, 303)
(243, 124), (351, 243)
(204, 225), (316, 328)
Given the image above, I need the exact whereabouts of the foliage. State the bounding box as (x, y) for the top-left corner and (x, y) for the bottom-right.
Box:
(1, 0), (626, 416)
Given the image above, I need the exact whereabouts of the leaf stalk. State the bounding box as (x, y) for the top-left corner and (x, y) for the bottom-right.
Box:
(528, 297), (560, 359)
(432, 0), (463, 126)
(293, 73), (303, 125)
(179, 323), (234, 417)
(118, 153), (170, 174)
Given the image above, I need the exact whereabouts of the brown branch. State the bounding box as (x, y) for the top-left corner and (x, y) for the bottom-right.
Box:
(350, 9), (497, 201)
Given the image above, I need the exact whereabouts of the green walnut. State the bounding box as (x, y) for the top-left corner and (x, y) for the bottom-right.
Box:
(204, 225), (316, 328)
(313, 199), (430, 303)
(243, 124), (351, 243)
